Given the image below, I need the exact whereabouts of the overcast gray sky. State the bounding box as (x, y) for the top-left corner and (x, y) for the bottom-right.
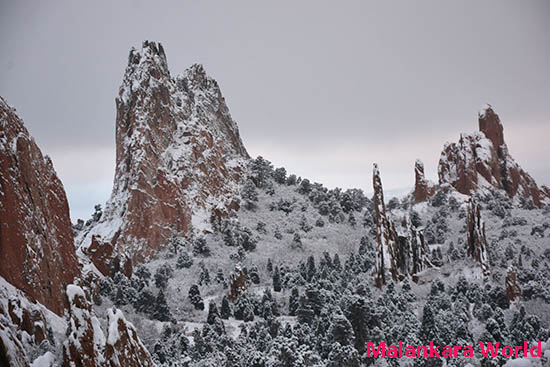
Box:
(1, 0), (549, 220)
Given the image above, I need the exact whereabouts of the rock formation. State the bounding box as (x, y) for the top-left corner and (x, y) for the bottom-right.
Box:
(0, 97), (80, 316)
(438, 105), (547, 206)
(104, 308), (154, 367)
(63, 285), (154, 367)
(63, 285), (106, 367)
(373, 163), (397, 286)
(413, 159), (434, 202)
(229, 265), (247, 301)
(78, 41), (249, 275)
(465, 199), (490, 275)
(505, 265), (521, 303)
(374, 164), (433, 286)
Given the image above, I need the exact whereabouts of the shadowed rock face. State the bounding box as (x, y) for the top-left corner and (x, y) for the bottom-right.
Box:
(438, 105), (547, 206)
(0, 97), (80, 316)
(79, 41), (249, 275)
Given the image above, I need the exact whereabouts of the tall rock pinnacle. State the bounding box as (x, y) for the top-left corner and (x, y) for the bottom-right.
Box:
(373, 163), (397, 286)
(0, 97), (80, 315)
(78, 41), (249, 274)
(413, 159), (434, 203)
(438, 105), (547, 206)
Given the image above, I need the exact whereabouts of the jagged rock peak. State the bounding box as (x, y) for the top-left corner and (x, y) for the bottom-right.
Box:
(0, 96), (80, 316)
(414, 159), (434, 203)
(478, 104), (504, 148)
(438, 105), (547, 206)
(126, 40), (169, 78)
(78, 41), (249, 275)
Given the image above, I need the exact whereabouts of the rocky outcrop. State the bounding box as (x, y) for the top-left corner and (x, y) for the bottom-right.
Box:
(465, 200), (490, 276)
(505, 265), (521, 303)
(229, 265), (247, 301)
(0, 97), (80, 316)
(63, 285), (105, 367)
(105, 308), (154, 367)
(374, 165), (432, 287)
(373, 164), (397, 286)
(413, 159), (434, 202)
(63, 284), (154, 367)
(438, 105), (546, 206)
(78, 41), (249, 275)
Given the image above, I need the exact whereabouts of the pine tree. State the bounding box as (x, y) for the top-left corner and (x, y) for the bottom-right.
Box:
(154, 264), (173, 289)
(289, 287), (300, 316)
(206, 301), (225, 335)
(188, 284), (204, 310)
(273, 266), (282, 292)
(297, 296), (314, 324)
(249, 266), (260, 284)
(221, 296), (232, 319)
(274, 167), (287, 184)
(274, 227), (282, 240)
(153, 289), (172, 322)
(348, 213), (357, 228)
(292, 232), (303, 250)
(176, 251), (193, 269)
(267, 258), (273, 273)
(333, 253), (342, 271)
(192, 236), (211, 256)
(329, 313), (355, 346)
(306, 255), (316, 282)
(199, 265), (210, 285)
(242, 178), (259, 210)
(234, 294), (254, 322)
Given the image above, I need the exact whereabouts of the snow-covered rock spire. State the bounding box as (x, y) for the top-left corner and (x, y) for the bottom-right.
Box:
(78, 41), (249, 275)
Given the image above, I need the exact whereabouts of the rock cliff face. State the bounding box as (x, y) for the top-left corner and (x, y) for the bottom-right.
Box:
(438, 105), (547, 206)
(0, 97), (80, 316)
(79, 41), (249, 275)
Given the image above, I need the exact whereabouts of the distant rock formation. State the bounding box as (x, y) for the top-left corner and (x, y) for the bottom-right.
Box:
(505, 265), (521, 303)
(0, 97), (80, 316)
(414, 159), (434, 202)
(438, 105), (547, 206)
(78, 41), (249, 275)
(374, 164), (432, 287)
(465, 200), (490, 275)
(373, 163), (397, 286)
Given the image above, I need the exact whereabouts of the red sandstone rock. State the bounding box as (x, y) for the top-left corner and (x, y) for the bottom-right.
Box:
(414, 159), (435, 202)
(229, 265), (247, 301)
(505, 265), (521, 303)
(63, 284), (154, 367)
(104, 308), (154, 367)
(438, 105), (546, 206)
(78, 41), (249, 275)
(0, 97), (80, 316)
